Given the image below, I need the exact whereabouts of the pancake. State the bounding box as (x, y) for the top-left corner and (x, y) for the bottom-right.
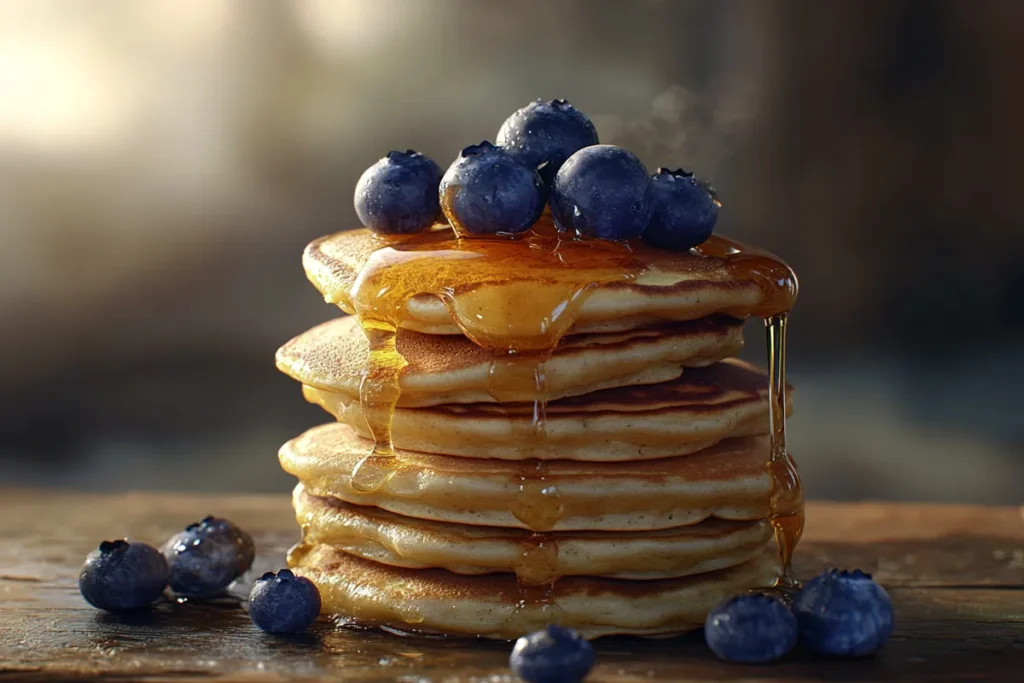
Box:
(290, 543), (782, 639)
(279, 423), (776, 532)
(276, 315), (744, 407)
(303, 358), (793, 461)
(303, 218), (796, 336)
(293, 484), (774, 582)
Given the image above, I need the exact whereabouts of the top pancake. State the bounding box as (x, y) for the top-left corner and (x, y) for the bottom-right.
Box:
(276, 314), (744, 406)
(304, 219), (795, 336)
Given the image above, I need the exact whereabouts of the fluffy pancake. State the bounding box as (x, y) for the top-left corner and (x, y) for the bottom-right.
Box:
(303, 358), (793, 461)
(279, 423), (776, 532)
(290, 543), (782, 639)
(276, 315), (744, 407)
(293, 485), (774, 582)
(304, 219), (795, 336)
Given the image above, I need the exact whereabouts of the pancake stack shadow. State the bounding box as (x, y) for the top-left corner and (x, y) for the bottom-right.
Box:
(274, 228), (797, 639)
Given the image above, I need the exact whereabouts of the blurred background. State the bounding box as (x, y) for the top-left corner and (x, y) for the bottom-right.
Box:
(1, 0), (1021, 502)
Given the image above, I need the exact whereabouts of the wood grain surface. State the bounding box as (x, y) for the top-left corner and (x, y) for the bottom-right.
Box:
(1, 491), (1022, 682)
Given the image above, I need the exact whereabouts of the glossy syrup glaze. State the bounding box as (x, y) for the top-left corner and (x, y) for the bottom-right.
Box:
(321, 213), (800, 630)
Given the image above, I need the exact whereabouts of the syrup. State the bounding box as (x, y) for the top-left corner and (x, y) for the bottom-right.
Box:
(508, 460), (564, 531)
(765, 313), (804, 583)
(506, 533), (566, 630)
(346, 217), (643, 492)
(335, 213), (803, 621)
(692, 237), (797, 318)
(513, 534), (561, 585)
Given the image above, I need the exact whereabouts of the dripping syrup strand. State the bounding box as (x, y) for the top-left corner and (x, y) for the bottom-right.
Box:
(351, 320), (406, 491)
(765, 313), (804, 590)
(489, 348), (564, 624)
(766, 313), (787, 449)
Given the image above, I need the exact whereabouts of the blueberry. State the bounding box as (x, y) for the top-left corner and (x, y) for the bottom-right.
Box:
(509, 625), (595, 683)
(79, 540), (169, 611)
(641, 168), (719, 250)
(439, 141), (545, 236)
(793, 569), (894, 656)
(496, 99), (599, 188)
(161, 516), (255, 598)
(248, 569), (321, 634)
(704, 594), (798, 663)
(354, 150), (443, 235)
(550, 145), (653, 240)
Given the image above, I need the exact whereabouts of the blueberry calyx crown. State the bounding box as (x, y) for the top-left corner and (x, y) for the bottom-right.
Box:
(98, 539), (129, 553)
(386, 150), (422, 162)
(653, 167), (721, 211)
(258, 569), (296, 582)
(460, 141), (498, 157)
(185, 515), (217, 532)
(656, 167), (695, 179)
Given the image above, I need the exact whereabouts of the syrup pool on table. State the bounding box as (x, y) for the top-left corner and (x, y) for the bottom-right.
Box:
(319, 213), (801, 622)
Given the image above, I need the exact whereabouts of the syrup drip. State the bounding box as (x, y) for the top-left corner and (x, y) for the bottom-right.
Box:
(765, 313), (804, 586)
(513, 534), (561, 585)
(346, 218), (642, 493)
(487, 351), (550, 439)
(508, 460), (564, 532)
(335, 214), (804, 625)
(692, 238), (798, 318)
(350, 320), (407, 492)
(506, 533), (566, 632)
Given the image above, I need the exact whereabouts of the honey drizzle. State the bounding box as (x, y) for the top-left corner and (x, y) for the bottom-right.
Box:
(336, 215), (804, 627)
(350, 320), (406, 491)
(347, 218), (641, 496)
(765, 313), (804, 585)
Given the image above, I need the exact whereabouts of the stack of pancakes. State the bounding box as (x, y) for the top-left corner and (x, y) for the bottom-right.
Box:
(275, 227), (795, 639)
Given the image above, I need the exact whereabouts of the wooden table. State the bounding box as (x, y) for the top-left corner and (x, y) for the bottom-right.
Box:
(1, 492), (1022, 682)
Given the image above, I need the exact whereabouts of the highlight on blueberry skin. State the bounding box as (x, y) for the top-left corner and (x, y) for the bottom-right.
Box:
(354, 150), (443, 235)
(79, 539), (170, 611)
(641, 168), (719, 251)
(704, 593), (798, 664)
(161, 516), (255, 598)
(509, 625), (595, 683)
(248, 569), (321, 634)
(496, 98), (600, 188)
(550, 145), (654, 240)
(792, 569), (894, 657)
(439, 141), (545, 237)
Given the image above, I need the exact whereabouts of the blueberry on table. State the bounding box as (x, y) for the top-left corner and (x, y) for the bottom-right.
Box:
(354, 150), (443, 235)
(641, 168), (719, 250)
(439, 141), (545, 236)
(704, 594), (798, 663)
(79, 540), (169, 611)
(161, 516), (255, 598)
(248, 569), (321, 634)
(496, 98), (599, 188)
(510, 625), (595, 683)
(792, 569), (894, 656)
(550, 145), (654, 240)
